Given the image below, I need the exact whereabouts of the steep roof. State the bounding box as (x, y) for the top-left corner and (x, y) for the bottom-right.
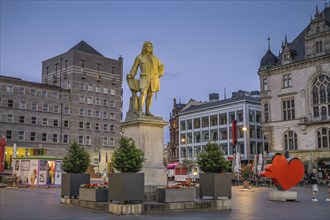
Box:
(68, 40), (103, 56)
(260, 6), (330, 68)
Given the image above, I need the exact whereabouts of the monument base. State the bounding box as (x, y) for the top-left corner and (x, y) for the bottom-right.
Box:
(269, 190), (297, 201)
(121, 115), (168, 190)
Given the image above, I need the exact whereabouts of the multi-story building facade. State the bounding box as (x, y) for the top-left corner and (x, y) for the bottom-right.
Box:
(0, 41), (123, 165)
(258, 6), (330, 172)
(178, 91), (267, 163)
(168, 98), (187, 164)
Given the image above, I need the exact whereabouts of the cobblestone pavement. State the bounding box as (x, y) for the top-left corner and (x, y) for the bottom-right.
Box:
(1, 185), (329, 220)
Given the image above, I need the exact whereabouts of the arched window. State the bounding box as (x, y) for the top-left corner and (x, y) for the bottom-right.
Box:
(311, 75), (330, 118)
(316, 128), (330, 148)
(283, 131), (298, 150)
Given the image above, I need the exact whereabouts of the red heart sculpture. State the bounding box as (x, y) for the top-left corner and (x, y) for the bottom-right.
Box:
(260, 155), (304, 191)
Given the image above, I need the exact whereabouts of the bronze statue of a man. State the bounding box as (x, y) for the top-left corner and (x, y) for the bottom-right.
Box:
(127, 41), (164, 116)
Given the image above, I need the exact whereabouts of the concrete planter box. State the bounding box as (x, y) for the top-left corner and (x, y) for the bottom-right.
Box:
(199, 173), (232, 199)
(79, 188), (108, 202)
(108, 173), (144, 204)
(156, 188), (196, 203)
(61, 173), (90, 198)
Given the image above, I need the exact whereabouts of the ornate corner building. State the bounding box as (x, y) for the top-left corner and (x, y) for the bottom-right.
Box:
(0, 41), (123, 164)
(258, 6), (330, 171)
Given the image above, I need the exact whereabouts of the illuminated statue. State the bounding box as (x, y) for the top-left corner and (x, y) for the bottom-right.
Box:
(127, 41), (164, 116)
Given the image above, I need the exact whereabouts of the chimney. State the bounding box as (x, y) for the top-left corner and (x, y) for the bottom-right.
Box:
(209, 93), (219, 101)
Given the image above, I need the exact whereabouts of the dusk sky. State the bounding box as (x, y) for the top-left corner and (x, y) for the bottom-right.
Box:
(0, 0), (325, 142)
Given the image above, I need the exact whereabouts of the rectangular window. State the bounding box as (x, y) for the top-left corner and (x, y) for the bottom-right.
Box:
(64, 120), (69, 127)
(18, 131), (25, 140)
(53, 119), (58, 127)
(87, 84), (93, 92)
(19, 87), (25, 94)
(8, 100), (13, 108)
(78, 136), (84, 144)
(103, 124), (108, 131)
(7, 114), (13, 123)
(194, 131), (201, 143)
(110, 112), (115, 119)
(95, 98), (101, 105)
(87, 109), (92, 117)
(180, 120), (186, 131)
(31, 89), (36, 96)
(87, 97), (93, 104)
(109, 138), (115, 146)
(219, 113), (227, 125)
(103, 88), (109, 94)
(31, 103), (38, 111)
(62, 94), (68, 100)
(42, 118), (48, 126)
(6, 130), (12, 140)
(103, 137), (108, 146)
(264, 102), (269, 122)
(79, 122), (84, 129)
(80, 83), (85, 90)
(85, 136), (91, 145)
(96, 86), (101, 93)
(187, 119), (192, 130)
(19, 116), (25, 123)
(63, 134), (68, 143)
(42, 90), (47, 98)
(103, 99), (108, 106)
(210, 115), (218, 126)
(110, 100), (115, 107)
(52, 92), (58, 99)
(249, 109), (255, 122)
(64, 107), (69, 114)
(316, 41), (323, 53)
(202, 116), (209, 128)
(282, 98), (295, 120)
(283, 73), (292, 88)
(79, 96), (85, 103)
(193, 118), (200, 129)
(53, 105), (59, 113)
(6, 86), (13, 93)
(53, 134), (58, 143)
(42, 133), (47, 142)
(30, 132), (36, 141)
(86, 122), (91, 130)
(95, 123), (99, 130)
(43, 104), (49, 112)
(19, 101), (26, 109)
(95, 111), (100, 118)
(262, 78), (268, 91)
(110, 124), (115, 131)
(79, 109), (85, 116)
(110, 89), (115, 95)
(31, 117), (37, 125)
(103, 112), (109, 119)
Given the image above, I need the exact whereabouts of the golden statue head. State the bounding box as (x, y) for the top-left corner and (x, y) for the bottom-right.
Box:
(141, 41), (153, 55)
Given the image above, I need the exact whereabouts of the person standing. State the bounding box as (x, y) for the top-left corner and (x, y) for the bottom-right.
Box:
(310, 169), (319, 201)
(127, 41), (164, 116)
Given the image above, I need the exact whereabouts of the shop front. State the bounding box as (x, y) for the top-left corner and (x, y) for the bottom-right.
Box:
(12, 156), (63, 187)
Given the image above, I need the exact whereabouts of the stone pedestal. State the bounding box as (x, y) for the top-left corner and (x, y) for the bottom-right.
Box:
(121, 116), (168, 188)
(269, 190), (297, 201)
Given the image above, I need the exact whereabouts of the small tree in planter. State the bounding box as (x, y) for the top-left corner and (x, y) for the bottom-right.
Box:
(197, 142), (231, 199)
(109, 136), (145, 204)
(182, 159), (196, 183)
(61, 140), (91, 198)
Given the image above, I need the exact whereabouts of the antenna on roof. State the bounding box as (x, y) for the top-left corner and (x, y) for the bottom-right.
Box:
(268, 34), (271, 50)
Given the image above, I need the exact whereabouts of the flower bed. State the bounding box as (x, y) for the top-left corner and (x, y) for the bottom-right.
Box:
(80, 183), (108, 188)
(157, 182), (196, 202)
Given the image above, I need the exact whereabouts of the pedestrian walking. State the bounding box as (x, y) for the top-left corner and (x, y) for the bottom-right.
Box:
(310, 169), (319, 201)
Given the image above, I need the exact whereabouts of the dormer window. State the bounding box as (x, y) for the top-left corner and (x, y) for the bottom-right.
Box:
(316, 26), (320, 33)
(284, 54), (290, 61)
